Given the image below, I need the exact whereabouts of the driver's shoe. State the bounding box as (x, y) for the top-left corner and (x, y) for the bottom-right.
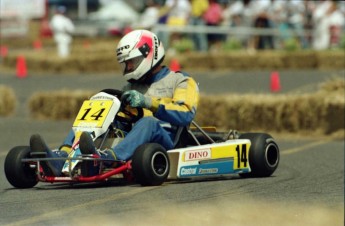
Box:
(79, 132), (101, 176)
(79, 132), (117, 175)
(79, 132), (97, 155)
(79, 132), (117, 161)
(30, 134), (67, 176)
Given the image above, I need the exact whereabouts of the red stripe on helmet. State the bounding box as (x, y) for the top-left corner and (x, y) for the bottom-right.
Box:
(135, 31), (153, 55)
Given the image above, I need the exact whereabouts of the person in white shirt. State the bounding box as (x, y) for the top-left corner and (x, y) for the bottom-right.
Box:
(311, 0), (344, 50)
(132, 0), (161, 30)
(50, 6), (75, 58)
(160, 0), (191, 50)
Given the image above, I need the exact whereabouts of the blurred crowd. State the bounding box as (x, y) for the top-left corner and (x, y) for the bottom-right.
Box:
(131, 0), (345, 52)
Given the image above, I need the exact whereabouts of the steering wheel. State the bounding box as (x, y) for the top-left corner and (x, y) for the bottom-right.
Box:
(119, 106), (144, 123)
(99, 89), (144, 124)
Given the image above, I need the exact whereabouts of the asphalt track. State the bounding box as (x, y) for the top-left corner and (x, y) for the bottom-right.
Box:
(0, 70), (344, 225)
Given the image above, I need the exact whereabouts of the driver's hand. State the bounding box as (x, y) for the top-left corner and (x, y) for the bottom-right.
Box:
(121, 90), (152, 108)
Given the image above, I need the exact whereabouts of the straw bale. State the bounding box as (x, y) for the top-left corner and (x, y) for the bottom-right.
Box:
(2, 50), (344, 73)
(0, 85), (16, 116)
(316, 51), (345, 69)
(27, 78), (344, 134)
(28, 90), (94, 120)
(281, 51), (317, 68)
(321, 93), (345, 134)
(177, 53), (210, 70)
(318, 77), (345, 93)
(196, 91), (344, 134)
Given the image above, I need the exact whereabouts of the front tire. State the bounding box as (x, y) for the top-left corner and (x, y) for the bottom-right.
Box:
(4, 146), (38, 188)
(239, 133), (279, 177)
(131, 143), (170, 186)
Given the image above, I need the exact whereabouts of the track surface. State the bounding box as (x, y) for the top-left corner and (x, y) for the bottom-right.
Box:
(0, 70), (344, 225)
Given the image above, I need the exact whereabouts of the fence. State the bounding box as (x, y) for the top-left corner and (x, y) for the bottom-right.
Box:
(151, 24), (339, 50)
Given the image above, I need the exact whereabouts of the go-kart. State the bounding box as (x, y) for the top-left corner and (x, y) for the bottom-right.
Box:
(4, 89), (280, 188)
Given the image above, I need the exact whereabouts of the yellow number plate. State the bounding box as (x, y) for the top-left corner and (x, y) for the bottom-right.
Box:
(210, 143), (250, 170)
(73, 100), (113, 128)
(233, 143), (250, 170)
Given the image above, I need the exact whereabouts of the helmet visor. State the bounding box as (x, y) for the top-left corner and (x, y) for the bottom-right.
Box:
(120, 55), (145, 75)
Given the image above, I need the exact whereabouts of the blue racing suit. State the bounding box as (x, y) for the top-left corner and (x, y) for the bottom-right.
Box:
(63, 66), (199, 161)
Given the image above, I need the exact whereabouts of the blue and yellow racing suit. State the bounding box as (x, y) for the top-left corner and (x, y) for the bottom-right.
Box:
(62, 66), (199, 161)
(113, 66), (199, 160)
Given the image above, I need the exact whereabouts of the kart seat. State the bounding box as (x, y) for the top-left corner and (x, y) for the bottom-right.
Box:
(173, 126), (194, 149)
(172, 121), (217, 149)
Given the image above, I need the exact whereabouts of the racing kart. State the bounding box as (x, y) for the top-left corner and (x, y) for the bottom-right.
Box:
(4, 90), (280, 188)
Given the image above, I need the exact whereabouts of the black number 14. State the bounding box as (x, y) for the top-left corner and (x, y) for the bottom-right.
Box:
(79, 108), (105, 121)
(235, 144), (248, 168)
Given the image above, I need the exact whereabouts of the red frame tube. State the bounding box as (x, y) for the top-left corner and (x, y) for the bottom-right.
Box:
(39, 161), (132, 183)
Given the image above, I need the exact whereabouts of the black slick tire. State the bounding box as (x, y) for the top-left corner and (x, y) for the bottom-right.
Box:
(131, 143), (170, 186)
(239, 133), (280, 177)
(4, 146), (38, 188)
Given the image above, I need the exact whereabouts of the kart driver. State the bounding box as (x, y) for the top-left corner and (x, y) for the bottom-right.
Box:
(30, 29), (199, 176)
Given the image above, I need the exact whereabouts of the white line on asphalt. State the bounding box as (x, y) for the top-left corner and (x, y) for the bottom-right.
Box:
(4, 186), (158, 226)
(282, 140), (330, 155)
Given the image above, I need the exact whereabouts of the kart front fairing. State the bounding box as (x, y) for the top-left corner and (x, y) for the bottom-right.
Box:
(61, 91), (123, 174)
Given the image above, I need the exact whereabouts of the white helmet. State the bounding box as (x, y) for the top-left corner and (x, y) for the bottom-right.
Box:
(116, 30), (165, 82)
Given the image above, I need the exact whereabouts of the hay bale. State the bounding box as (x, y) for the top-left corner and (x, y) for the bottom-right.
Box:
(317, 77), (345, 133)
(28, 90), (94, 120)
(316, 51), (345, 69)
(211, 53), (256, 70)
(3, 50), (345, 74)
(173, 53), (210, 70)
(319, 93), (345, 134)
(318, 77), (345, 93)
(281, 51), (317, 69)
(27, 77), (344, 135)
(28, 90), (344, 134)
(196, 91), (344, 134)
(0, 85), (16, 116)
(3, 45), (121, 74)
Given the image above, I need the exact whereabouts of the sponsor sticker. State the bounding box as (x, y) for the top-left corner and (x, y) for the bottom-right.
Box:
(180, 167), (197, 176)
(185, 149), (211, 161)
(198, 168), (218, 174)
(179, 161), (235, 177)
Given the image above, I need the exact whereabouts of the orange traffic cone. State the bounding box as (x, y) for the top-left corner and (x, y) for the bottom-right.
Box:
(83, 40), (90, 49)
(270, 71), (281, 92)
(169, 58), (181, 71)
(33, 40), (42, 50)
(16, 55), (27, 78)
(0, 45), (8, 57)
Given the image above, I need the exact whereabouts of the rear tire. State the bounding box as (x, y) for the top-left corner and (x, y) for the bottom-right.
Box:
(4, 146), (38, 188)
(239, 133), (279, 177)
(131, 143), (170, 186)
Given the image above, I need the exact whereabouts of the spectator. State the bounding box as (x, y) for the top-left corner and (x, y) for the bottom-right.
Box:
(312, 0), (345, 50)
(203, 0), (224, 52)
(189, 0), (209, 52)
(239, 0), (257, 51)
(132, 0), (162, 31)
(50, 6), (75, 58)
(327, 0), (345, 48)
(163, 0), (191, 53)
(165, 0), (191, 27)
(218, 0), (231, 35)
(267, 0), (289, 49)
(287, 0), (309, 48)
(251, 0), (274, 49)
(312, 0), (333, 50)
(222, 0), (248, 47)
(221, 0), (238, 27)
(302, 0), (317, 49)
